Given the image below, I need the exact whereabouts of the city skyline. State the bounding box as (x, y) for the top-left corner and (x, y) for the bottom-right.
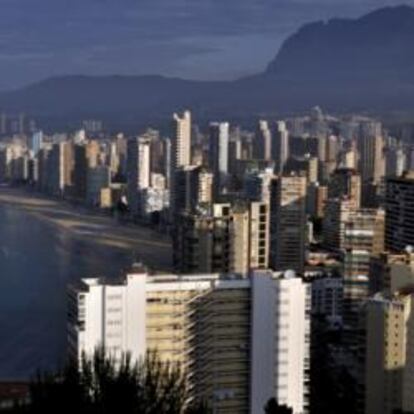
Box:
(2, 105), (414, 413)
(2, 1), (414, 411)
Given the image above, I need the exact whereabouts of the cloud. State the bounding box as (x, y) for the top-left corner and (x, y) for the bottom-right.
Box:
(0, 0), (414, 89)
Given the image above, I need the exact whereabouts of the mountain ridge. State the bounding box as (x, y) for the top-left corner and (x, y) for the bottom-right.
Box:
(2, 5), (414, 128)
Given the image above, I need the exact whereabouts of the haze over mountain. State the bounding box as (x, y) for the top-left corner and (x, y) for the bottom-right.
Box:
(2, 5), (414, 128)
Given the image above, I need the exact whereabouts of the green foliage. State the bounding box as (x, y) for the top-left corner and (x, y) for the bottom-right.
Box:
(13, 348), (209, 414)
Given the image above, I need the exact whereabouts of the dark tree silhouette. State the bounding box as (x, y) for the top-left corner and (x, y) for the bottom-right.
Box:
(264, 398), (293, 414)
(10, 348), (209, 414)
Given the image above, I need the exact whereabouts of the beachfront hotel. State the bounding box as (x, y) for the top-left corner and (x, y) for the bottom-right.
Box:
(67, 266), (311, 414)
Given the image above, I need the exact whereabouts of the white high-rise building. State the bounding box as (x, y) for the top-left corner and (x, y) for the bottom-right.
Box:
(250, 271), (311, 414)
(127, 137), (151, 215)
(255, 120), (272, 161)
(273, 121), (289, 174)
(68, 268), (310, 414)
(209, 122), (229, 195)
(172, 110), (191, 171)
(170, 111), (192, 217)
(67, 269), (147, 363)
(137, 138), (151, 190)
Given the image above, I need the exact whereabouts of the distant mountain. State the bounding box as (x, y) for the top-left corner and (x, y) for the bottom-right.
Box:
(266, 5), (414, 82)
(2, 5), (414, 129)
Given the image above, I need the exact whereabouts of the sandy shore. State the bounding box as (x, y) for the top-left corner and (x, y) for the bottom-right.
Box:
(0, 187), (173, 271)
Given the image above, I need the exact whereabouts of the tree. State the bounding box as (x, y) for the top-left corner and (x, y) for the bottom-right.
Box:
(264, 398), (293, 414)
(12, 348), (210, 414)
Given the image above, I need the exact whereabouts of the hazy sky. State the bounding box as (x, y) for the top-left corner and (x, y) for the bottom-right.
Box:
(0, 0), (413, 90)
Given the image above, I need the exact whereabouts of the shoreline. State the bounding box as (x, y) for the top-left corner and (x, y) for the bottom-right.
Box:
(0, 186), (173, 272)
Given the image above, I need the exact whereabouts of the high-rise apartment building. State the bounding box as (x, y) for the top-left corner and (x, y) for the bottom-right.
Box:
(385, 172), (414, 252)
(323, 197), (358, 251)
(85, 140), (100, 169)
(30, 131), (43, 155)
(171, 111), (191, 172)
(341, 208), (385, 329)
(73, 144), (87, 199)
(369, 250), (414, 296)
(244, 168), (274, 204)
(68, 268), (310, 414)
(328, 168), (361, 208)
(357, 133), (384, 185)
(322, 135), (339, 179)
(272, 121), (289, 174)
(270, 174), (307, 274)
(306, 182), (327, 219)
(86, 166), (111, 206)
(174, 201), (269, 275)
(359, 120), (382, 143)
(364, 292), (409, 414)
(254, 120), (272, 161)
(127, 137), (151, 215)
(357, 123), (385, 207)
(403, 288), (414, 413)
(311, 276), (343, 327)
(137, 139), (151, 189)
(285, 156), (318, 184)
(172, 165), (213, 216)
(170, 111), (192, 217)
(37, 145), (52, 192)
(49, 141), (74, 196)
(209, 122), (229, 196)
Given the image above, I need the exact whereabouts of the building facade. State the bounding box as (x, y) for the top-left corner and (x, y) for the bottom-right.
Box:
(68, 269), (311, 414)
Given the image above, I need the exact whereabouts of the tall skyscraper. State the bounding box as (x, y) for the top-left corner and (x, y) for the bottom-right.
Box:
(357, 122), (385, 207)
(364, 292), (409, 414)
(30, 131), (43, 155)
(209, 122), (229, 196)
(359, 120), (382, 141)
(306, 182), (328, 219)
(127, 137), (152, 216)
(174, 201), (269, 274)
(73, 144), (88, 199)
(285, 155), (318, 184)
(68, 268), (310, 414)
(270, 174), (307, 274)
(323, 197), (358, 251)
(341, 208), (385, 329)
(171, 111), (191, 172)
(86, 166), (111, 206)
(272, 121), (289, 174)
(37, 145), (52, 192)
(137, 139), (151, 190)
(254, 120), (272, 160)
(85, 140), (100, 169)
(328, 168), (361, 208)
(172, 165), (213, 215)
(170, 111), (192, 217)
(244, 167), (274, 204)
(357, 132), (384, 185)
